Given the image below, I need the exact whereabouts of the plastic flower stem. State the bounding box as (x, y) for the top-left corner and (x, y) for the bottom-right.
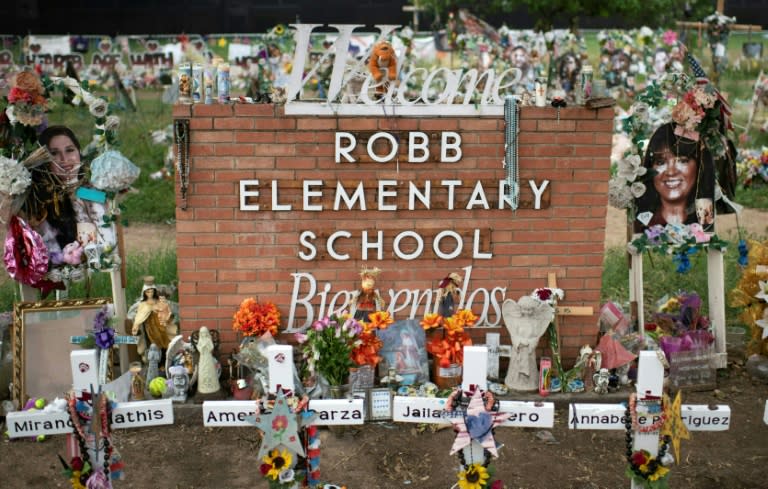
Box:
(547, 322), (564, 379)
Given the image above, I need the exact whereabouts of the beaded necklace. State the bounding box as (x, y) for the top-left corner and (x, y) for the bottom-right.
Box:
(68, 392), (113, 482)
(624, 397), (672, 483)
(174, 119), (190, 210)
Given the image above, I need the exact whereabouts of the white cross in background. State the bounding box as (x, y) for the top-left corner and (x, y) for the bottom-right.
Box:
(5, 348), (174, 439)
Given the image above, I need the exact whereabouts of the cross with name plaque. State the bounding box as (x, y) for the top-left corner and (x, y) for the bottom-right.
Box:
(568, 350), (731, 488)
(6, 348), (174, 440)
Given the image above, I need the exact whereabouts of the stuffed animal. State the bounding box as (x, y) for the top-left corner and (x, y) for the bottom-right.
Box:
(368, 41), (397, 95)
(62, 241), (84, 266)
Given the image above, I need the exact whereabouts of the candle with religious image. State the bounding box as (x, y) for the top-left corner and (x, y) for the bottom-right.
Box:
(177, 62), (192, 104)
(192, 63), (203, 103)
(217, 63), (230, 102)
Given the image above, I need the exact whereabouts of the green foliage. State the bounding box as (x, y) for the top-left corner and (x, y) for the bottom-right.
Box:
(0, 248), (177, 312)
(601, 240), (753, 327)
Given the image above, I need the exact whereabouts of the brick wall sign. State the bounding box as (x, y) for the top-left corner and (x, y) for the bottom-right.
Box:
(172, 25), (613, 361)
(173, 103), (612, 359)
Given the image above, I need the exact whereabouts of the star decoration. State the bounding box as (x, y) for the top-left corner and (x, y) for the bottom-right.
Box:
(755, 281), (768, 303)
(755, 317), (768, 340)
(246, 389), (305, 460)
(449, 390), (510, 457)
(660, 391), (689, 464)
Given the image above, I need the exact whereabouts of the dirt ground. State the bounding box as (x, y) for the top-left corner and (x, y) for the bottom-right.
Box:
(2, 211), (768, 489)
(1, 355), (766, 489)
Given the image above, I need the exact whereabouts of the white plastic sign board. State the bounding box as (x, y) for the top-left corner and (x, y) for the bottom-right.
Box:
(111, 399), (174, 428)
(462, 346), (488, 392)
(308, 398), (365, 425)
(267, 344), (295, 394)
(6, 410), (72, 438)
(203, 400), (258, 427)
(568, 403), (731, 431)
(392, 396), (450, 423)
(498, 401), (554, 428)
(6, 399), (174, 438)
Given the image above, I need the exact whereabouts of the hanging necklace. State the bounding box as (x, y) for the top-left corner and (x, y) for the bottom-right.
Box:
(624, 396), (672, 484)
(174, 119), (190, 210)
(503, 95), (519, 211)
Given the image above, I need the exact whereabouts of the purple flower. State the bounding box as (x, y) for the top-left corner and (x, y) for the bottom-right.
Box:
(644, 225), (664, 245)
(312, 316), (331, 331)
(92, 306), (110, 332)
(49, 251), (64, 265)
(294, 332), (308, 343)
(343, 318), (362, 337)
(94, 327), (115, 349)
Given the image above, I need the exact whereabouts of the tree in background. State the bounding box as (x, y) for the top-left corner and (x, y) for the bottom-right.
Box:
(410, 0), (715, 32)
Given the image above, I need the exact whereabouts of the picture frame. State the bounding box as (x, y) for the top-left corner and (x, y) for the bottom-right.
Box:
(376, 319), (429, 385)
(351, 388), (393, 421)
(11, 298), (112, 406)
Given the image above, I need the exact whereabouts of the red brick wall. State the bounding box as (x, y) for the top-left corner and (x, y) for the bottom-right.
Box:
(172, 103), (613, 364)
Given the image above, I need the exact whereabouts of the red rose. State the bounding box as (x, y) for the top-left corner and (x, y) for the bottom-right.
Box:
(643, 323), (657, 332)
(259, 463), (271, 475)
(491, 480), (504, 489)
(631, 450), (649, 466)
(70, 457), (84, 471)
(536, 289), (552, 301)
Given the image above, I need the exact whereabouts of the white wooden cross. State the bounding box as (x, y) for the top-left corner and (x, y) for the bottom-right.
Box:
(5, 348), (174, 440)
(568, 351), (731, 488)
(70, 330), (139, 386)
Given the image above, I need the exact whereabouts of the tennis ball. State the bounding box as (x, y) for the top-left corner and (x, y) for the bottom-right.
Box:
(34, 398), (46, 410)
(149, 377), (167, 398)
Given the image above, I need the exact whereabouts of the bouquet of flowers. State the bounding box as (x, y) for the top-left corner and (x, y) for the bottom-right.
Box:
(736, 147), (768, 188)
(350, 310), (393, 368)
(420, 309), (478, 367)
(232, 298), (281, 337)
(645, 291), (714, 358)
(295, 314), (363, 386)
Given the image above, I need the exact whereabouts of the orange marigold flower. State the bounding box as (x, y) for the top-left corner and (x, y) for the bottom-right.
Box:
(420, 313), (443, 330)
(454, 309), (478, 327)
(368, 311), (394, 330)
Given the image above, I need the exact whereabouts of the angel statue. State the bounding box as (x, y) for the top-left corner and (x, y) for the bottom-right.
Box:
(503, 295), (555, 391)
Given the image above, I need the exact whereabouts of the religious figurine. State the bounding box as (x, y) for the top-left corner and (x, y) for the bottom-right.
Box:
(129, 362), (145, 401)
(344, 266), (386, 321)
(154, 288), (173, 329)
(195, 326), (221, 395)
(593, 367), (610, 395)
(131, 276), (171, 363)
(168, 365), (189, 402)
(503, 295), (555, 391)
(146, 343), (161, 385)
(438, 272), (462, 318)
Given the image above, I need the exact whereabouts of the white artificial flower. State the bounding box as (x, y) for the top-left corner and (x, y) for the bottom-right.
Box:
(5, 106), (16, 124)
(630, 181), (647, 198)
(756, 281), (768, 303)
(88, 98), (108, 117)
(617, 154), (647, 182)
(104, 115), (120, 131)
(608, 177), (633, 209)
(0, 156), (32, 195)
(639, 26), (654, 39)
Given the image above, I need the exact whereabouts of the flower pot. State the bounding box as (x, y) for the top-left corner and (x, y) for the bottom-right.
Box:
(432, 360), (462, 390)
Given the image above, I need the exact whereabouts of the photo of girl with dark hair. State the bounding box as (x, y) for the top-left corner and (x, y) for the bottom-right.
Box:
(634, 122), (716, 233)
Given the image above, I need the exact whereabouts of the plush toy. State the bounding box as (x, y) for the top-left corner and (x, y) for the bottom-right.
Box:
(62, 241), (84, 266)
(368, 41), (397, 96)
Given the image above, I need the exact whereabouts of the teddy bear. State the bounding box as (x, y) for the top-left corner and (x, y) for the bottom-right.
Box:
(368, 41), (397, 97)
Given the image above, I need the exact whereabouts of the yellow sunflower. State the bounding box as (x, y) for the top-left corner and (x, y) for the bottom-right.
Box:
(274, 24), (286, 36)
(262, 448), (293, 480)
(457, 463), (490, 489)
(648, 465), (670, 482)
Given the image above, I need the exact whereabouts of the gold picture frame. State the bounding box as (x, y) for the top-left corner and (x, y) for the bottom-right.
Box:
(11, 298), (112, 406)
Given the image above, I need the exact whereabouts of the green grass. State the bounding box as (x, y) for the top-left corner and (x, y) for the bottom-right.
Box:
(0, 248), (177, 311)
(600, 238), (759, 329)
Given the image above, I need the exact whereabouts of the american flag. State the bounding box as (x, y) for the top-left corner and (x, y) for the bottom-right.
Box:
(687, 52), (733, 129)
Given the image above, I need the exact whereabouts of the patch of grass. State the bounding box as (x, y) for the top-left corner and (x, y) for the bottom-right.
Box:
(601, 238), (757, 327)
(0, 248), (177, 312)
(735, 185), (768, 209)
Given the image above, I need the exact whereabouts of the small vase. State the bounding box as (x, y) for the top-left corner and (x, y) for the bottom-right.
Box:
(328, 384), (349, 435)
(432, 360), (462, 390)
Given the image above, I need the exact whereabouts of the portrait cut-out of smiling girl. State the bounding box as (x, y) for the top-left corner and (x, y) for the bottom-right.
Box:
(633, 122), (716, 233)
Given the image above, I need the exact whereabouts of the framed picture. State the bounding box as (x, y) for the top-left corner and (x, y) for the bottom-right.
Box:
(351, 388), (393, 421)
(377, 319), (429, 385)
(11, 298), (112, 406)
